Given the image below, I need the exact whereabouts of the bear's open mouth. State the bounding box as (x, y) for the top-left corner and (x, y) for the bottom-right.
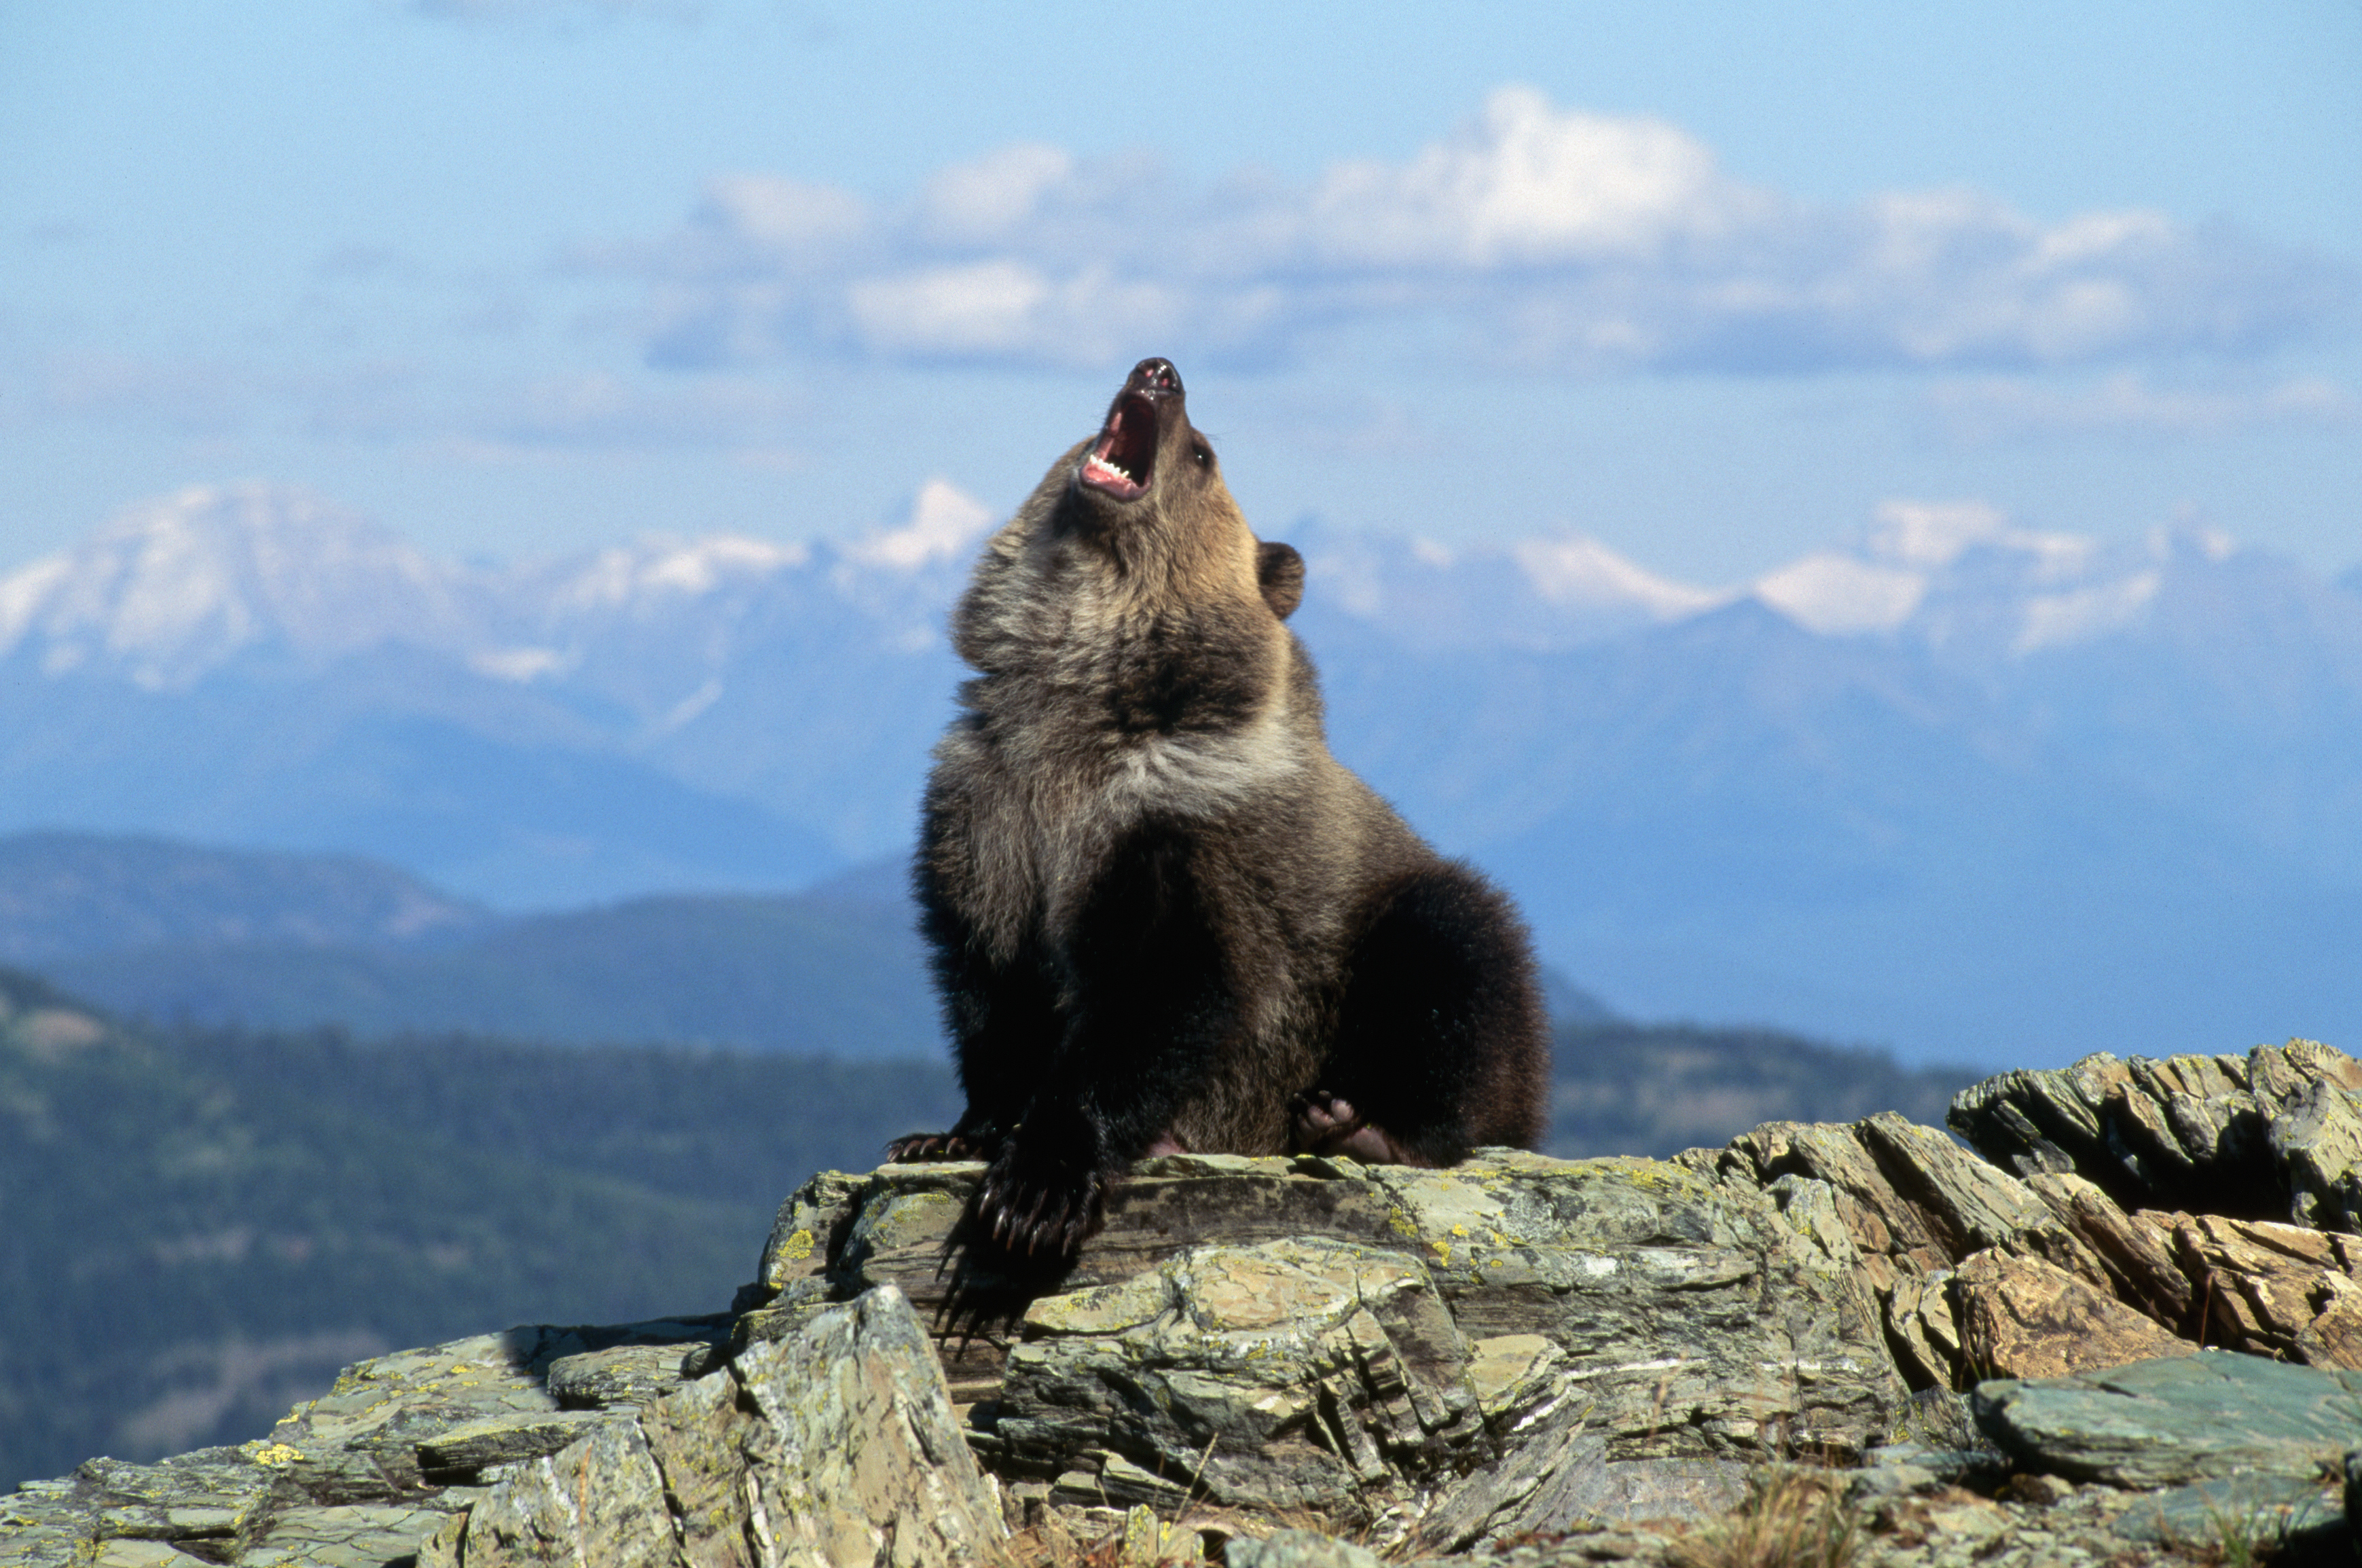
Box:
(1079, 393), (1157, 500)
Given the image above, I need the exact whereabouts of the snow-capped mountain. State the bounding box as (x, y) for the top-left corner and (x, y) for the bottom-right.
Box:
(0, 486), (489, 687)
(4, 481), (2359, 1065)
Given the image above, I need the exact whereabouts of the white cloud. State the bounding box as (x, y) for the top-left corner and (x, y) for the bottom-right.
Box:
(620, 86), (2348, 376)
(847, 479), (996, 570)
(919, 145), (1078, 244)
(844, 262), (1185, 367)
(697, 175), (870, 256)
(1307, 88), (1741, 269)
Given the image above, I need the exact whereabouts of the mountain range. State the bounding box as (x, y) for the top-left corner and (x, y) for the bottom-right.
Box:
(5, 482), (2359, 1065)
(2, 831), (1614, 1057)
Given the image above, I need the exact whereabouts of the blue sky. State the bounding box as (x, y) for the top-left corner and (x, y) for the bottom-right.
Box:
(3, 0), (2357, 585)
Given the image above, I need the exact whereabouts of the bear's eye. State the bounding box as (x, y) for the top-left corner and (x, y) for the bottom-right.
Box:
(1191, 439), (1212, 468)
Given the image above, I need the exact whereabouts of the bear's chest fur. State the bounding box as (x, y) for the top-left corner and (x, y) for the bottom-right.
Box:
(939, 633), (1311, 965)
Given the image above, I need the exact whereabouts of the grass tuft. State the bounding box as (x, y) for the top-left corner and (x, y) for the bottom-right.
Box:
(1673, 1466), (1862, 1568)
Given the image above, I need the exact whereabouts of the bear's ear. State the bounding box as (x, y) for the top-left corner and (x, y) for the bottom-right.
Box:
(1257, 541), (1305, 621)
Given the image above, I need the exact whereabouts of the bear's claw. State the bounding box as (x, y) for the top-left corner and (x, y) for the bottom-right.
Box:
(885, 1131), (992, 1163)
(978, 1144), (1106, 1258)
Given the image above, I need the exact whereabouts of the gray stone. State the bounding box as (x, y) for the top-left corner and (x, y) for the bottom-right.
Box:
(1849, 1440), (2008, 1498)
(1844, 1459), (1940, 1506)
(1419, 1404), (1748, 1551)
(1952, 1042), (2362, 1228)
(1973, 1350), (2362, 1489)
(1227, 1528), (1382, 1568)
(74, 1545), (211, 1567)
(2022, 1170), (2194, 1331)
(449, 1284), (1006, 1568)
(2107, 1472), (2342, 1546)
(1368, 1153), (1901, 1463)
(240, 1503), (456, 1567)
(449, 1415), (678, 1567)
(2168, 1211), (2362, 1365)
(1699, 1108), (2127, 1393)
(793, 1149), (1902, 1516)
(731, 1286), (1009, 1567)
(543, 1343), (700, 1409)
(1948, 1064), (2114, 1182)
(994, 1234), (1477, 1514)
(414, 1410), (612, 1478)
(2273, 1076), (2362, 1234)
(49, 1051), (2362, 1566)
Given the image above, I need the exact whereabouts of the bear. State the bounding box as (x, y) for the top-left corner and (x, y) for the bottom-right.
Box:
(889, 357), (1549, 1258)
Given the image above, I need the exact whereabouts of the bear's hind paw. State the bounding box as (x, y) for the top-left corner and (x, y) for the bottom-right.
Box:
(1288, 1089), (1435, 1167)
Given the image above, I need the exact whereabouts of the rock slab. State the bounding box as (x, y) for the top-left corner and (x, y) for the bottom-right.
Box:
(761, 1149), (1904, 1533)
(435, 1284), (1004, 1568)
(1973, 1351), (2362, 1489)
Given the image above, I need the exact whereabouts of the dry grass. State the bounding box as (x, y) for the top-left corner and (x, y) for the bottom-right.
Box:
(986, 1511), (1138, 1568)
(1672, 1467), (1862, 1568)
(985, 1501), (1360, 1567)
(984, 1499), (1222, 1567)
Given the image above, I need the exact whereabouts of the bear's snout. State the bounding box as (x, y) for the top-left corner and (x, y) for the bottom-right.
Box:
(1126, 357), (1182, 398)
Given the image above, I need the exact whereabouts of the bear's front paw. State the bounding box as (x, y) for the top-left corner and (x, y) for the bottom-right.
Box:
(978, 1131), (1108, 1258)
(886, 1130), (995, 1163)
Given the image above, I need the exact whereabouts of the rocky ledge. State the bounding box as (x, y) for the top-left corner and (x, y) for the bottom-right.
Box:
(7, 1038), (2361, 1567)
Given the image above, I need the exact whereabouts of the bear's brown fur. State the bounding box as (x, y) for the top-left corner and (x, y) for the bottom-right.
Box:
(890, 357), (1549, 1256)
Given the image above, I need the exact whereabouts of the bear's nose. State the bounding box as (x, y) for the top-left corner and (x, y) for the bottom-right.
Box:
(1126, 358), (1183, 398)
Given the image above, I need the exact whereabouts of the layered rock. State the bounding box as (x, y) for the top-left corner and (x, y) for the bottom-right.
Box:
(753, 1149), (1902, 1545)
(433, 1286), (1004, 1568)
(1949, 1038), (2362, 1228)
(8, 1036), (2362, 1566)
(0, 1315), (730, 1567)
(1681, 1040), (2362, 1391)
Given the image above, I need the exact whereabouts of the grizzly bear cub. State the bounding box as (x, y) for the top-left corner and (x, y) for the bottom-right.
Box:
(889, 357), (1548, 1256)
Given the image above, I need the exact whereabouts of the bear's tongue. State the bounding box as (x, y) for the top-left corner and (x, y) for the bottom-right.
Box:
(1080, 393), (1157, 500)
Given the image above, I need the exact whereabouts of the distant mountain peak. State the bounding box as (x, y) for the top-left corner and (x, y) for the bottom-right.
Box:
(0, 483), (479, 687)
(1747, 497), (2277, 657)
(1861, 498), (2024, 569)
(1295, 524), (1715, 651)
(1508, 534), (1723, 620)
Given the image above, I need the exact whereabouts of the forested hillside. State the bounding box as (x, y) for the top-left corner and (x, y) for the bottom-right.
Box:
(0, 965), (1977, 1487)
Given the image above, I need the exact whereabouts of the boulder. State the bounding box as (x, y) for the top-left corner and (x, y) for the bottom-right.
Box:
(1948, 1250), (2193, 1381)
(2019, 1171), (2194, 1330)
(2274, 1076), (2362, 1233)
(1685, 1110), (2115, 1391)
(755, 1148), (1900, 1539)
(2168, 1211), (2362, 1366)
(436, 1285), (1004, 1568)
(1684, 1041), (2362, 1392)
(0, 1314), (725, 1567)
(1950, 1039), (2362, 1226)
(1972, 1351), (2362, 1489)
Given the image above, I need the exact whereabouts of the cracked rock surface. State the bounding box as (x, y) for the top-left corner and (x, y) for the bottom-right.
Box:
(10, 1038), (2362, 1565)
